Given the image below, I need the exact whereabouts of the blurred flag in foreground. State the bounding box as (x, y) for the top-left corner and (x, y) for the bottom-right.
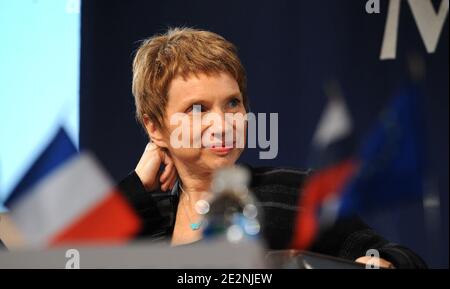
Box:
(307, 81), (355, 168)
(291, 82), (358, 249)
(292, 84), (425, 250)
(4, 128), (141, 248)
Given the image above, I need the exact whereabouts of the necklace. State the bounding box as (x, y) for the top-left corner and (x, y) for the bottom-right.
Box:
(179, 184), (202, 231)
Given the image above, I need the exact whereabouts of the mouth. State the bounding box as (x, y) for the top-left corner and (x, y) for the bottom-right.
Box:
(207, 142), (235, 155)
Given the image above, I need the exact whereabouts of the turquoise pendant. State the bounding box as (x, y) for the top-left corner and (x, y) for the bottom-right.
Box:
(190, 222), (201, 230)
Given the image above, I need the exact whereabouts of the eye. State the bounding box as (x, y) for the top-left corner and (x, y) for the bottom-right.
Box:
(186, 104), (207, 113)
(227, 97), (241, 109)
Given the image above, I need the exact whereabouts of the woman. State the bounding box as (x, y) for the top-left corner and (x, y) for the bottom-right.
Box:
(118, 27), (426, 268)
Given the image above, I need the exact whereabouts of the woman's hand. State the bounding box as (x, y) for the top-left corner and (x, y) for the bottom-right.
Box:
(135, 142), (177, 192)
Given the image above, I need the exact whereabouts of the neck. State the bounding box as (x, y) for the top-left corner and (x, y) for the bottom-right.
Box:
(177, 168), (213, 205)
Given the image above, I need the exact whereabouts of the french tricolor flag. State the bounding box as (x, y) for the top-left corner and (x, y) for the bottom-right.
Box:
(5, 128), (141, 248)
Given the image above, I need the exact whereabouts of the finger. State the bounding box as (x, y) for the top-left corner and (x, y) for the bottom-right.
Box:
(169, 174), (177, 190)
(160, 182), (168, 192)
(161, 166), (177, 191)
(159, 150), (175, 182)
(159, 161), (174, 183)
(160, 181), (167, 192)
(165, 168), (177, 189)
(161, 149), (176, 165)
(161, 173), (175, 191)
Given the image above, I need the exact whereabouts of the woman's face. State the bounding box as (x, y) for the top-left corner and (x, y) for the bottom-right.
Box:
(159, 72), (246, 176)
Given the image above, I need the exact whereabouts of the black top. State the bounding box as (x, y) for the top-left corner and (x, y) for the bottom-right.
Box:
(118, 165), (427, 268)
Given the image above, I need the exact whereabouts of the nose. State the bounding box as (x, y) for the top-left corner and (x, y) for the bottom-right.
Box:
(204, 109), (234, 145)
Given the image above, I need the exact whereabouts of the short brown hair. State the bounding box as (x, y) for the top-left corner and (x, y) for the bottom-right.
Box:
(132, 27), (248, 129)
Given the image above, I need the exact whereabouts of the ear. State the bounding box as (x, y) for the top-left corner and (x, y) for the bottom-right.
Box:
(143, 115), (169, 148)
